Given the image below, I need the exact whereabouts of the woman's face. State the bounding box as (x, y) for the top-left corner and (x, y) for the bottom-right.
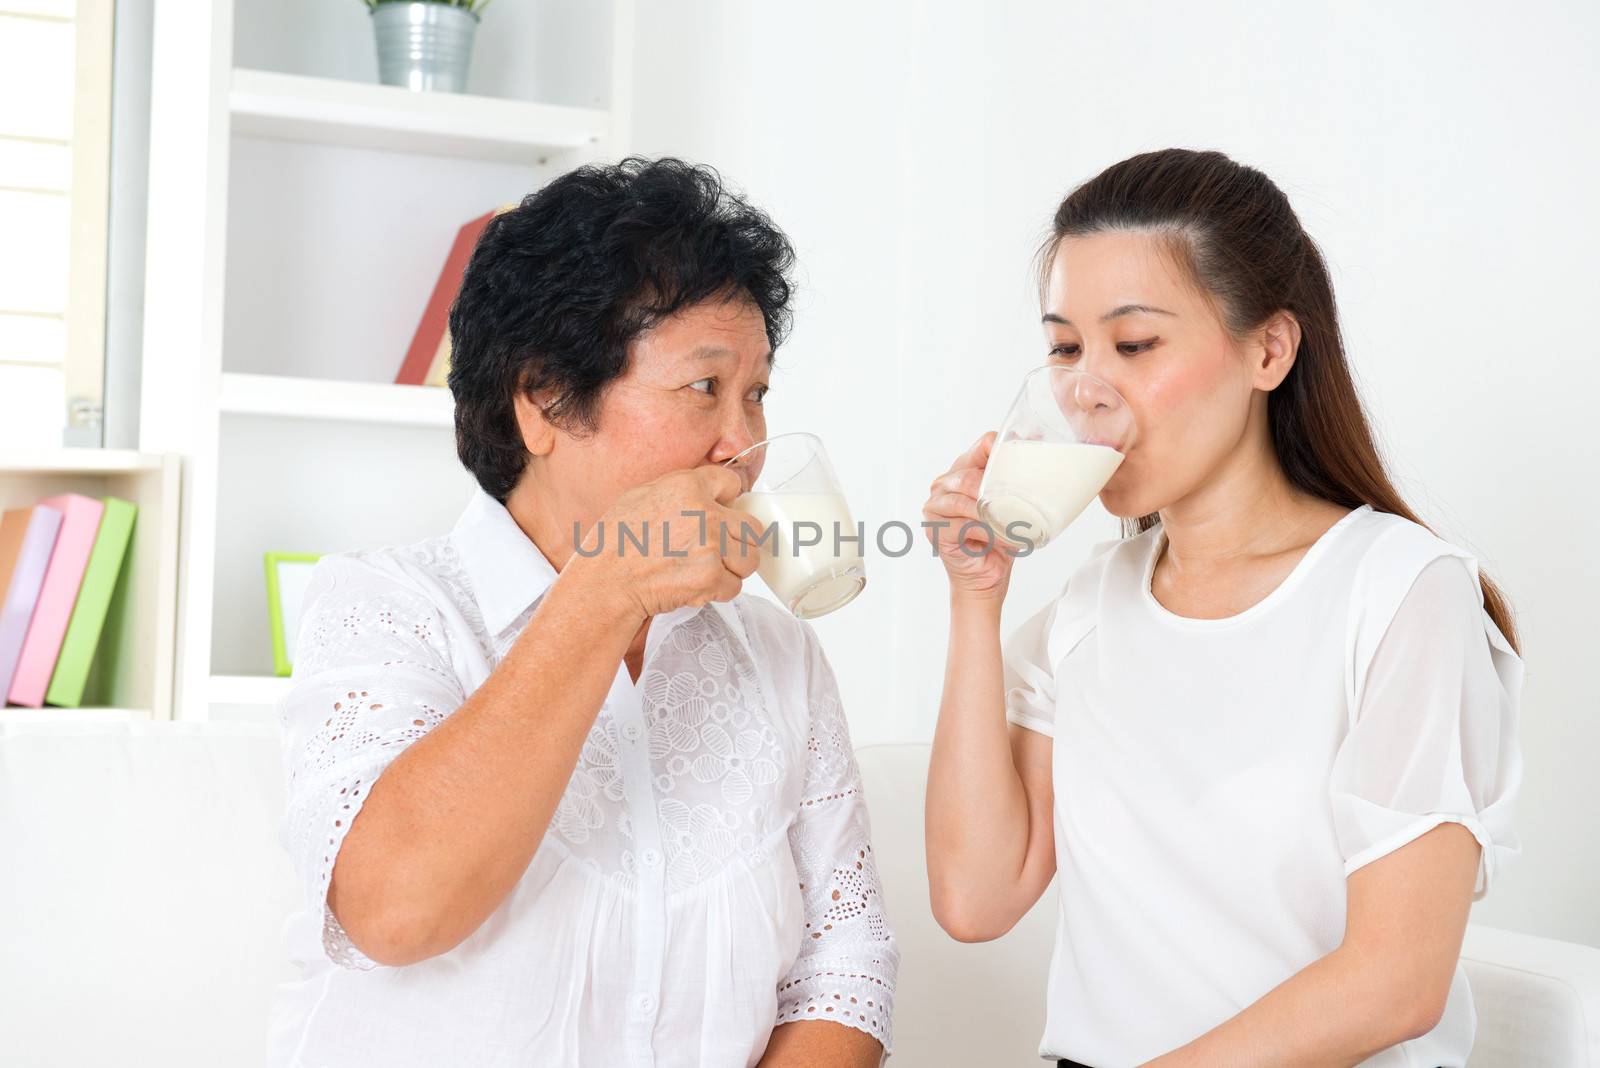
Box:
(1040, 230), (1272, 520)
(526, 295), (772, 526)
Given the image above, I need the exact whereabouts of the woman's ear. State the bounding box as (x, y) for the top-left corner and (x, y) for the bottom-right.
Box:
(1252, 311), (1302, 392)
(512, 386), (559, 457)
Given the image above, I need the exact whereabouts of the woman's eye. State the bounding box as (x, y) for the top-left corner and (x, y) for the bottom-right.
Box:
(688, 378), (716, 395)
(748, 385), (769, 404)
(1117, 338), (1157, 355)
(1048, 343), (1080, 359)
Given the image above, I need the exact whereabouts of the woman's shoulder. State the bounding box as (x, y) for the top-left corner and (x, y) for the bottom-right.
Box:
(297, 534), (472, 644)
(305, 535), (455, 604)
(1336, 506), (1520, 680)
(1340, 507), (1484, 604)
(721, 592), (817, 666)
(1048, 526), (1153, 592)
(1055, 526), (1158, 612)
(285, 538), (468, 688)
(1008, 530), (1149, 672)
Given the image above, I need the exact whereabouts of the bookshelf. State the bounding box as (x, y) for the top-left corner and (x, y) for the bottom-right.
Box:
(218, 372), (454, 429)
(138, 0), (636, 720)
(0, 450), (180, 719)
(230, 68), (611, 164)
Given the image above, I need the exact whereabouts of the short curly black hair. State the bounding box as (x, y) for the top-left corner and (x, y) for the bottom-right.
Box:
(447, 156), (797, 502)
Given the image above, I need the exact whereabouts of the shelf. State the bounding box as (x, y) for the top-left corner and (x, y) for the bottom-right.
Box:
(0, 452), (182, 718)
(0, 707), (155, 724)
(209, 674), (290, 708)
(0, 449), (166, 475)
(219, 372), (454, 429)
(229, 68), (610, 164)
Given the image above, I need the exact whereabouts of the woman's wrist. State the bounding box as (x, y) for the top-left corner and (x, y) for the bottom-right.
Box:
(949, 583), (1008, 619)
(551, 551), (647, 633)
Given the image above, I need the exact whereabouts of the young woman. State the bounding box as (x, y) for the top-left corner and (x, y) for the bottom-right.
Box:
(923, 149), (1521, 1067)
(268, 158), (896, 1068)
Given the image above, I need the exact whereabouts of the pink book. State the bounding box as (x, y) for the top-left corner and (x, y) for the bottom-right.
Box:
(0, 504), (64, 703)
(7, 494), (104, 707)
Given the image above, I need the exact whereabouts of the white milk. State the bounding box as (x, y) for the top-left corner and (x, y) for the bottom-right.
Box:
(978, 439), (1125, 548)
(733, 491), (866, 618)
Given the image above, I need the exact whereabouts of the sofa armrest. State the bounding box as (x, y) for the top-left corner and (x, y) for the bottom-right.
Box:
(1462, 923), (1600, 1067)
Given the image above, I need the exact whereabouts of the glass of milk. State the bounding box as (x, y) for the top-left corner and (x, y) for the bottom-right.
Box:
(724, 433), (866, 620)
(977, 365), (1135, 550)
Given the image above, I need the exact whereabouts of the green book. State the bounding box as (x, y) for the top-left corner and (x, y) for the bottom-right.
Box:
(45, 496), (137, 708)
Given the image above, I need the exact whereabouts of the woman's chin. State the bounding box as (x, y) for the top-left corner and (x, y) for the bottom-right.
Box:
(1100, 488), (1162, 522)
(1098, 485), (1137, 520)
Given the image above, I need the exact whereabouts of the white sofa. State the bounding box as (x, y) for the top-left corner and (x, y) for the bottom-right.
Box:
(1, 722), (1596, 1067)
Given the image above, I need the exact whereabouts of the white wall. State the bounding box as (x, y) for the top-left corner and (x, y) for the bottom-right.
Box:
(629, 0), (1600, 947)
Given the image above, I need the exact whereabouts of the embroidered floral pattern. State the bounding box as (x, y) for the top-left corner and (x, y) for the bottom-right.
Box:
(279, 531), (894, 1052)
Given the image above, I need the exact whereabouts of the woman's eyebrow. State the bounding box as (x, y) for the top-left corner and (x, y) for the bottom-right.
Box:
(1104, 303), (1176, 321)
(1042, 304), (1177, 326)
(689, 345), (776, 365)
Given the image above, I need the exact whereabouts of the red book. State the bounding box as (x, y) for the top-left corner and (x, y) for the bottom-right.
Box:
(396, 207), (502, 387)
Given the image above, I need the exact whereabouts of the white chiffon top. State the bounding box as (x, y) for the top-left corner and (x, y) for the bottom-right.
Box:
(1003, 505), (1522, 1067)
(266, 486), (898, 1068)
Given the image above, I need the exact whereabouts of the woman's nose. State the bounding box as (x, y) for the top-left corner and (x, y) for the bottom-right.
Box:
(710, 406), (761, 464)
(1050, 364), (1119, 414)
(1070, 373), (1119, 413)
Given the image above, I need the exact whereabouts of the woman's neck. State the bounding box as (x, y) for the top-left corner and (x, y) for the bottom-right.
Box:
(1156, 431), (1341, 573)
(505, 476), (586, 575)
(506, 476), (652, 678)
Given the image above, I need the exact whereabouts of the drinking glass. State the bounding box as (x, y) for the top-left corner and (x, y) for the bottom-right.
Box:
(976, 365), (1135, 550)
(724, 433), (866, 620)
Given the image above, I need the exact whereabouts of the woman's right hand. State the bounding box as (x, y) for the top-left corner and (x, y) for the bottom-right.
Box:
(576, 464), (764, 620)
(923, 432), (1016, 601)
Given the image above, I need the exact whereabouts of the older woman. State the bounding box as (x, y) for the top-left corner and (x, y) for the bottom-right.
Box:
(268, 158), (897, 1068)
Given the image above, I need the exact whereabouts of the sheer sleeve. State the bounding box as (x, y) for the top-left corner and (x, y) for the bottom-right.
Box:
(277, 553), (467, 969)
(774, 623), (899, 1056)
(1330, 554), (1523, 898)
(1002, 539), (1119, 737)
(1002, 594), (1061, 736)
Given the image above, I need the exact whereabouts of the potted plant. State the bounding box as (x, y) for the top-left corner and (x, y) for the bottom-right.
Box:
(364, 0), (492, 93)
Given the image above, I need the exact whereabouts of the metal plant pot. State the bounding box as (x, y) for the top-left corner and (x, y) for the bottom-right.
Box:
(372, 2), (479, 93)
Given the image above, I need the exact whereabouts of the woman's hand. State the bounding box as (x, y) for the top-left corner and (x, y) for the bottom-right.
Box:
(923, 432), (1016, 601)
(575, 464), (764, 620)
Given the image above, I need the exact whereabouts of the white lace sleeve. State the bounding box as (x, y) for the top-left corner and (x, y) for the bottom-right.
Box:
(774, 623), (899, 1056)
(277, 554), (466, 970)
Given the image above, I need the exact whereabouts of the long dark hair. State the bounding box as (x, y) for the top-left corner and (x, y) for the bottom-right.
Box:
(1042, 149), (1519, 652)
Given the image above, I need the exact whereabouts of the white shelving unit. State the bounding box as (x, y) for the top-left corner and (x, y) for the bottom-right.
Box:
(0, 706), (154, 725)
(138, 1), (635, 720)
(218, 372), (454, 429)
(230, 68), (611, 164)
(0, 449), (181, 719)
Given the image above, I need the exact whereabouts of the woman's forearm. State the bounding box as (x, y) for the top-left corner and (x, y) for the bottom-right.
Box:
(1140, 944), (1438, 1068)
(924, 591), (1049, 941)
(1143, 824), (1478, 1066)
(756, 1021), (882, 1068)
(329, 554), (643, 966)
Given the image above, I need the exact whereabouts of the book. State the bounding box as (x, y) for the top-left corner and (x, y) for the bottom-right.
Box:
(395, 205), (513, 388)
(45, 496), (137, 708)
(0, 504), (65, 704)
(7, 494), (104, 707)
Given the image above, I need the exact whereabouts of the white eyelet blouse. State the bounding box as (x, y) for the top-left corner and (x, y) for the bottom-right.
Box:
(266, 486), (898, 1068)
